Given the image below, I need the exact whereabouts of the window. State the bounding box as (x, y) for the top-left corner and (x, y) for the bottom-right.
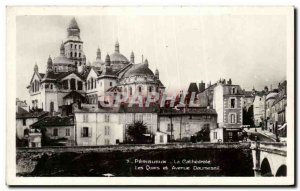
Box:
(167, 124), (173, 132)
(94, 80), (97, 88)
(129, 87), (132, 96)
(53, 128), (58, 136)
(77, 81), (83, 90)
(62, 80), (68, 89)
(138, 86), (142, 93)
(232, 88), (236, 94)
(70, 52), (73, 57)
(91, 78), (94, 89)
(79, 45), (81, 49)
(75, 61), (77, 66)
(79, 53), (81, 58)
(110, 82), (112, 87)
(70, 44), (73, 49)
(105, 114), (110, 122)
(230, 98), (235, 108)
(50, 102), (54, 112)
(50, 84), (53, 89)
(149, 86), (152, 92)
(82, 127), (89, 137)
(22, 119), (26, 126)
(213, 132), (218, 139)
(105, 139), (110, 145)
(74, 52), (77, 57)
(65, 128), (70, 136)
(83, 114), (89, 122)
(229, 114), (236, 123)
(75, 45), (77, 49)
(160, 135), (164, 143)
(105, 126), (110, 135)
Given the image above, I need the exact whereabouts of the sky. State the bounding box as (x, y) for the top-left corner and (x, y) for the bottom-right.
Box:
(16, 15), (287, 102)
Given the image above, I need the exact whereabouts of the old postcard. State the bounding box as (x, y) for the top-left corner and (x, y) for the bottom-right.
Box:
(6, 6), (294, 186)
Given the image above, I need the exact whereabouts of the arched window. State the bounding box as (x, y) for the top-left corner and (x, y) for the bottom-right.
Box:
(50, 102), (54, 112)
(149, 86), (152, 93)
(75, 45), (77, 49)
(77, 81), (83, 90)
(79, 53), (81, 58)
(91, 78), (94, 89)
(70, 44), (73, 49)
(74, 52), (77, 57)
(88, 81), (90, 90)
(138, 86), (142, 93)
(70, 79), (76, 90)
(70, 52), (73, 57)
(129, 87), (132, 96)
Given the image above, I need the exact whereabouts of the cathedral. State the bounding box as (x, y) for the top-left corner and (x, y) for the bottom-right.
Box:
(27, 17), (165, 113)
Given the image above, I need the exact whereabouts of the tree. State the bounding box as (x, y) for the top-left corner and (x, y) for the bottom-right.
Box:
(126, 121), (151, 144)
(195, 127), (210, 142)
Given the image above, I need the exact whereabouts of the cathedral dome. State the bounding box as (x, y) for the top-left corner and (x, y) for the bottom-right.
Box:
(110, 52), (129, 64)
(123, 63), (154, 78)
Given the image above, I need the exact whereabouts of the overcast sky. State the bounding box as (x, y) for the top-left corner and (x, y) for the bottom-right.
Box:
(16, 15), (287, 101)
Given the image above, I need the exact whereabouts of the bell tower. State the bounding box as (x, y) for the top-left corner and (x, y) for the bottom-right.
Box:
(64, 17), (86, 73)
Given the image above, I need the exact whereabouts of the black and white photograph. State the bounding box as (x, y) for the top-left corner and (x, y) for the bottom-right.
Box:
(6, 6), (294, 186)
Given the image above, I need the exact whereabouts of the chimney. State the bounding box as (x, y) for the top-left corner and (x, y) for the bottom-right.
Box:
(198, 81), (206, 93)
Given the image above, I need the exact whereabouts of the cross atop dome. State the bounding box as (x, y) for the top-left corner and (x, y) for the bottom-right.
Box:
(115, 40), (120, 53)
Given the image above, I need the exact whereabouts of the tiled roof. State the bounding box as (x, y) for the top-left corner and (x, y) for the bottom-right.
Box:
(16, 107), (48, 119)
(31, 116), (74, 128)
(159, 107), (217, 116)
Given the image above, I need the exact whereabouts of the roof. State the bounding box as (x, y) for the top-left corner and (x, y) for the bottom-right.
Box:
(92, 58), (105, 68)
(110, 52), (129, 63)
(39, 73), (45, 78)
(69, 17), (79, 29)
(123, 63), (154, 78)
(159, 107), (217, 116)
(188, 82), (199, 93)
(63, 91), (86, 99)
(243, 91), (254, 97)
(106, 86), (122, 93)
(157, 79), (165, 88)
(53, 55), (74, 65)
(16, 108), (48, 119)
(74, 103), (160, 113)
(31, 116), (74, 128)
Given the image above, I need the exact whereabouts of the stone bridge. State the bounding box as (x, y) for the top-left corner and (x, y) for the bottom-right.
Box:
(251, 141), (287, 177)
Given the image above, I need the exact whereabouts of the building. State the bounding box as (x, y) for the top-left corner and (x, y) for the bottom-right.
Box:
(158, 107), (217, 141)
(30, 116), (75, 146)
(27, 17), (165, 113)
(265, 89), (279, 132)
(272, 81), (287, 137)
(253, 87), (268, 127)
(211, 79), (244, 142)
(16, 107), (48, 140)
(74, 103), (159, 146)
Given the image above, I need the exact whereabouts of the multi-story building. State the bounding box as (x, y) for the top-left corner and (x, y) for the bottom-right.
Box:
(253, 87), (268, 127)
(74, 103), (159, 146)
(158, 107), (217, 141)
(272, 81), (287, 137)
(210, 79), (244, 142)
(265, 89), (279, 132)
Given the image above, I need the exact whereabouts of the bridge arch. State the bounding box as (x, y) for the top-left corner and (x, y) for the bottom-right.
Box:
(275, 165), (287, 177)
(261, 158), (272, 176)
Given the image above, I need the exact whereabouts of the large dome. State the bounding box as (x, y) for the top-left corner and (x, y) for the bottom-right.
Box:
(110, 52), (129, 64)
(123, 63), (154, 78)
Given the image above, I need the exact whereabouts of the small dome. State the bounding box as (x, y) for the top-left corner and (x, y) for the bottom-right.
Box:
(123, 63), (154, 78)
(110, 52), (129, 64)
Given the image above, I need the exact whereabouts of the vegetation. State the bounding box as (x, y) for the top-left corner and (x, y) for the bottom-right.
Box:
(194, 127), (210, 142)
(126, 121), (153, 144)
